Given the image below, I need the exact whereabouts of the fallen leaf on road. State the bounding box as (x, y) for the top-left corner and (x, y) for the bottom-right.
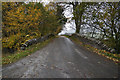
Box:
(59, 68), (63, 70)
(68, 62), (72, 64)
(51, 67), (54, 69)
(68, 62), (74, 65)
(98, 62), (101, 64)
(76, 69), (79, 72)
(63, 71), (69, 74)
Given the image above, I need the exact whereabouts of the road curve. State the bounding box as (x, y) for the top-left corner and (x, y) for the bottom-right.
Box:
(2, 36), (118, 78)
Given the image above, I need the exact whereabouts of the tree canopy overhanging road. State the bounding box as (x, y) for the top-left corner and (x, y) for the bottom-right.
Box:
(2, 1), (120, 78)
(2, 36), (118, 78)
(2, 2), (120, 54)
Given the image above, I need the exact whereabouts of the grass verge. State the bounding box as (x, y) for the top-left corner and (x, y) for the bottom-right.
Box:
(66, 35), (120, 64)
(2, 37), (55, 65)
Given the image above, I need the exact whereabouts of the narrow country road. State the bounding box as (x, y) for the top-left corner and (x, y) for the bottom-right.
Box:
(2, 36), (118, 78)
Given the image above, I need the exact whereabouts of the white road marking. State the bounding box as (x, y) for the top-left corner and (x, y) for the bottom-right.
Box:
(60, 36), (74, 45)
(75, 49), (88, 59)
(65, 37), (74, 45)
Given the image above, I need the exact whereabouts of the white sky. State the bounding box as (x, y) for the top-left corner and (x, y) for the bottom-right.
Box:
(26, 0), (76, 35)
(58, 4), (76, 35)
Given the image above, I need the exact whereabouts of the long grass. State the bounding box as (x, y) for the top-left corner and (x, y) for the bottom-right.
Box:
(66, 35), (120, 64)
(2, 37), (55, 65)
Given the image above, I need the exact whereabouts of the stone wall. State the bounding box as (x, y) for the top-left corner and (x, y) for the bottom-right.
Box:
(20, 34), (55, 50)
(72, 33), (115, 53)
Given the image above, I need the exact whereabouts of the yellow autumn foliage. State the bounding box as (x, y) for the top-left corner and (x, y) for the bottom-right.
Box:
(2, 2), (62, 52)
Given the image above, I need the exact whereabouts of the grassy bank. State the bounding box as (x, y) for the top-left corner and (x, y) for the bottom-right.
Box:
(2, 37), (55, 65)
(66, 35), (120, 64)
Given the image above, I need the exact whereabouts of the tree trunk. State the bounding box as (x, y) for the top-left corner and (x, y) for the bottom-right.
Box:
(75, 21), (80, 33)
(92, 27), (95, 38)
(72, 2), (79, 33)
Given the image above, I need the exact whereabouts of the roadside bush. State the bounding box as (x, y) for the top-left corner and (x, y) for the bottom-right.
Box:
(2, 2), (63, 53)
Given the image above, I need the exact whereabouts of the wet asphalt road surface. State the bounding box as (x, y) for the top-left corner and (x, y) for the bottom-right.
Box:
(2, 36), (118, 78)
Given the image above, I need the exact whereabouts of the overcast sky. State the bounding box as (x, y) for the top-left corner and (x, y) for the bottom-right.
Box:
(58, 4), (76, 35)
(26, 0), (76, 35)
